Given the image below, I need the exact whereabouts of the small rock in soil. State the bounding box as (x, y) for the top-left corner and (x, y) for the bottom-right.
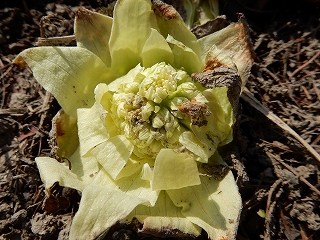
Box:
(0, 219), (10, 234)
(0, 203), (11, 219)
(10, 209), (27, 225)
(290, 200), (320, 231)
(31, 212), (61, 238)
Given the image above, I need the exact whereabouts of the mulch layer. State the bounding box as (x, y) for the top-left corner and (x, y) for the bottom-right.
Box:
(0, 0), (319, 239)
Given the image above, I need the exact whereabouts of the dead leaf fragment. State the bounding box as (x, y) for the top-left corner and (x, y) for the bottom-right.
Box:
(178, 99), (212, 127)
(152, 0), (180, 20)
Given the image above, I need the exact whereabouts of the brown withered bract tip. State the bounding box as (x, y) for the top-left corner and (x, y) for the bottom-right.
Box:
(237, 13), (255, 60)
(12, 55), (28, 69)
(152, 0), (179, 20)
(75, 7), (92, 19)
(178, 99), (211, 127)
(219, 236), (230, 240)
(43, 195), (70, 213)
(203, 58), (225, 72)
(55, 120), (65, 137)
(139, 225), (195, 239)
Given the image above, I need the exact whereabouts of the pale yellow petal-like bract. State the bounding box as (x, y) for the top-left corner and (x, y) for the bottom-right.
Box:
(141, 28), (174, 67)
(152, 149), (201, 190)
(109, 0), (159, 74)
(35, 157), (84, 191)
(13, 47), (111, 118)
(69, 184), (147, 239)
(75, 8), (113, 67)
(77, 102), (110, 157)
(90, 135), (134, 179)
(167, 172), (241, 240)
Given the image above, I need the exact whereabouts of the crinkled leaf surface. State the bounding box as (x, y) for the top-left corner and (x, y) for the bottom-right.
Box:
(205, 87), (234, 128)
(189, 87), (234, 155)
(203, 87), (234, 146)
(197, 17), (253, 87)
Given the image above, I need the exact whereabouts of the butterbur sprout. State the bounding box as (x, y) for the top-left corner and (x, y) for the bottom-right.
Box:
(14, 0), (253, 239)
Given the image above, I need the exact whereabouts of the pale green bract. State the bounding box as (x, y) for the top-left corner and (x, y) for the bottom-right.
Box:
(13, 0), (252, 239)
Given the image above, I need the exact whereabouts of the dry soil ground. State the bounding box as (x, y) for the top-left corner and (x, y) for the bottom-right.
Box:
(0, 0), (319, 239)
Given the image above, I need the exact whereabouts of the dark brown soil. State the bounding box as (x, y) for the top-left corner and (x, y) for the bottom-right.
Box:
(0, 0), (319, 239)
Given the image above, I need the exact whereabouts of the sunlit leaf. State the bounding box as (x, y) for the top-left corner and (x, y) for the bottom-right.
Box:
(13, 47), (112, 118)
(109, 0), (159, 74)
(90, 135), (134, 179)
(77, 102), (110, 156)
(36, 157), (84, 191)
(69, 184), (147, 239)
(167, 169), (241, 239)
(125, 191), (202, 237)
(152, 149), (201, 190)
(141, 28), (174, 67)
(166, 35), (202, 74)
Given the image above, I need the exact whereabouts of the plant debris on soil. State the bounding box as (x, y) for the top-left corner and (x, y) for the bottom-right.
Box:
(0, 0), (319, 239)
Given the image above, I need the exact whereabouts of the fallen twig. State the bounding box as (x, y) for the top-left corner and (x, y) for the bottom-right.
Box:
(241, 88), (320, 164)
(288, 50), (320, 79)
(0, 108), (27, 116)
(265, 178), (282, 219)
(35, 35), (76, 46)
(312, 79), (320, 101)
(279, 157), (320, 196)
(266, 150), (320, 196)
(264, 178), (283, 239)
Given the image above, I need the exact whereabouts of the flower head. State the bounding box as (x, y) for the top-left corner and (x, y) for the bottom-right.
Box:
(14, 0), (253, 239)
(109, 62), (207, 159)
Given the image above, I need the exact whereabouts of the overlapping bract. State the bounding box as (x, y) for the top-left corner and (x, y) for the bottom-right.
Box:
(14, 0), (253, 239)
